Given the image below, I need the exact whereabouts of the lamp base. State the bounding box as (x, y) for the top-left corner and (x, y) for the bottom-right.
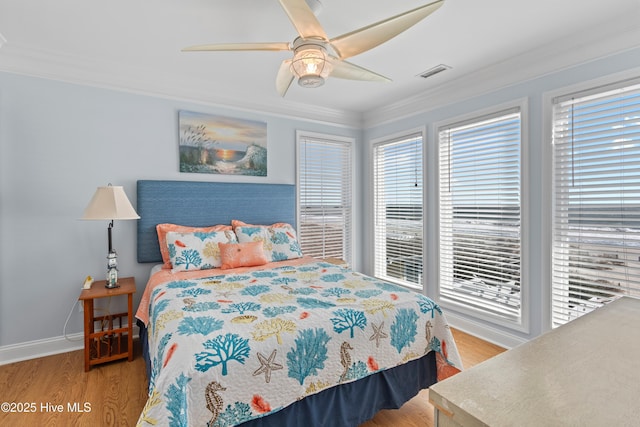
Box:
(104, 281), (120, 289)
(106, 267), (119, 288)
(106, 252), (119, 288)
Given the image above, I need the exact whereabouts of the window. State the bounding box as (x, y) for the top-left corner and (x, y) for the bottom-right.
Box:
(551, 78), (640, 327)
(373, 132), (423, 289)
(438, 109), (522, 324)
(297, 132), (353, 264)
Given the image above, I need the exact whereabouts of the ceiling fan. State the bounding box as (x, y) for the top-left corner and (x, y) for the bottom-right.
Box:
(182, 0), (445, 97)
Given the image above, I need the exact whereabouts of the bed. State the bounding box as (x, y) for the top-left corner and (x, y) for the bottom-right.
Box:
(134, 179), (462, 427)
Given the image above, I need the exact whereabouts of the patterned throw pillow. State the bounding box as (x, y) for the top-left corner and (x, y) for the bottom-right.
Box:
(156, 223), (233, 269)
(218, 241), (268, 269)
(232, 221), (303, 262)
(166, 230), (238, 272)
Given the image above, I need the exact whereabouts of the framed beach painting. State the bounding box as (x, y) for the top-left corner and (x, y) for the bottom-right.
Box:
(179, 110), (267, 176)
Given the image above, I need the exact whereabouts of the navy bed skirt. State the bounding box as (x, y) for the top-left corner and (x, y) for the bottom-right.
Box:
(138, 320), (437, 426)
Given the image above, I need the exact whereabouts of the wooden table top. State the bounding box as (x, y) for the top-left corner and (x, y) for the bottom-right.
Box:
(78, 276), (136, 300)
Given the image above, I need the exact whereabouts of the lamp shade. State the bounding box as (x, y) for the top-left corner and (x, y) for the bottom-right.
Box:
(82, 185), (140, 221)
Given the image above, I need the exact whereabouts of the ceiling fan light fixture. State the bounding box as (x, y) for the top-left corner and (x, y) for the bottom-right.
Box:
(291, 42), (333, 88)
(185, 0), (445, 97)
(298, 74), (325, 88)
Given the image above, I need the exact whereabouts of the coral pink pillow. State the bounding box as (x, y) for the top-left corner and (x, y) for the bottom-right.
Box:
(156, 223), (232, 269)
(218, 241), (268, 270)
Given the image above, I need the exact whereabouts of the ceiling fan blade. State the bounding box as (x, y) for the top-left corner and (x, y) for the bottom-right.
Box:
(329, 0), (444, 60)
(276, 60), (295, 97)
(182, 42), (291, 52)
(329, 58), (391, 82)
(278, 0), (328, 40)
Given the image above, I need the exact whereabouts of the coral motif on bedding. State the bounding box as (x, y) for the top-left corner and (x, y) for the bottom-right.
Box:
(157, 223), (234, 269)
(166, 230), (238, 271)
(233, 223), (303, 262)
(137, 261), (462, 427)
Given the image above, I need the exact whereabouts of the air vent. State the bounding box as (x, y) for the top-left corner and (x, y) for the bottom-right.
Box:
(417, 64), (451, 79)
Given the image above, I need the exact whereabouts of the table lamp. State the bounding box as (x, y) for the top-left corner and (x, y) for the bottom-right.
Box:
(82, 184), (140, 288)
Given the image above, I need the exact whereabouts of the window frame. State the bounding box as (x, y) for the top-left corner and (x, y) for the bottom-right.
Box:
(371, 128), (426, 290)
(547, 74), (640, 329)
(296, 130), (355, 265)
(434, 99), (530, 333)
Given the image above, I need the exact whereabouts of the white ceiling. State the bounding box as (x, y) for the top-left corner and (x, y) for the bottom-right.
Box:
(1, 0), (639, 125)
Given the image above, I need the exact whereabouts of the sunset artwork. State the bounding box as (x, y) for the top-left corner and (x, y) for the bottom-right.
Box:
(179, 110), (267, 176)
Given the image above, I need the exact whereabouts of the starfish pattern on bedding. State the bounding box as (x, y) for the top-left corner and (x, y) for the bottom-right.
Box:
(252, 349), (283, 383)
(369, 321), (388, 348)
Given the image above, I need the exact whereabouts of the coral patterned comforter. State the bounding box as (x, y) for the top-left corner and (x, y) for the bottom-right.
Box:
(135, 259), (462, 427)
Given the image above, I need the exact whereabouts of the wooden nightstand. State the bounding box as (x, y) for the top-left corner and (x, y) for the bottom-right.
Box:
(78, 276), (136, 371)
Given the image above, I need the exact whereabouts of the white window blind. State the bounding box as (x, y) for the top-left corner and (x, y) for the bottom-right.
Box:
(439, 110), (522, 323)
(551, 79), (640, 328)
(297, 134), (352, 264)
(373, 133), (423, 289)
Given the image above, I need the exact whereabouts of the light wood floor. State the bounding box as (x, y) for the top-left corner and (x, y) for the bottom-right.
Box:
(0, 329), (504, 427)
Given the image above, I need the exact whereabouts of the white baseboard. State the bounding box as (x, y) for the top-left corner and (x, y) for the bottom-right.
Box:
(0, 333), (85, 365)
(0, 331), (140, 366)
(445, 311), (528, 350)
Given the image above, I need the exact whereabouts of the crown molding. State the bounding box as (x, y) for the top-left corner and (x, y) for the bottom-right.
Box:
(362, 18), (640, 128)
(1, 14), (638, 132)
(0, 42), (363, 129)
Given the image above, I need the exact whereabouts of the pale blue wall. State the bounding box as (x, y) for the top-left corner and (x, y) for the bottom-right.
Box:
(2, 46), (639, 354)
(0, 73), (359, 349)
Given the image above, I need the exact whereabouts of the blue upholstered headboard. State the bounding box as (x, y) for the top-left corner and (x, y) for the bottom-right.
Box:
(136, 180), (296, 263)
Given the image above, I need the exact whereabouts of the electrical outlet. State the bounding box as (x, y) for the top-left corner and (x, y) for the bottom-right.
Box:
(78, 301), (83, 312)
